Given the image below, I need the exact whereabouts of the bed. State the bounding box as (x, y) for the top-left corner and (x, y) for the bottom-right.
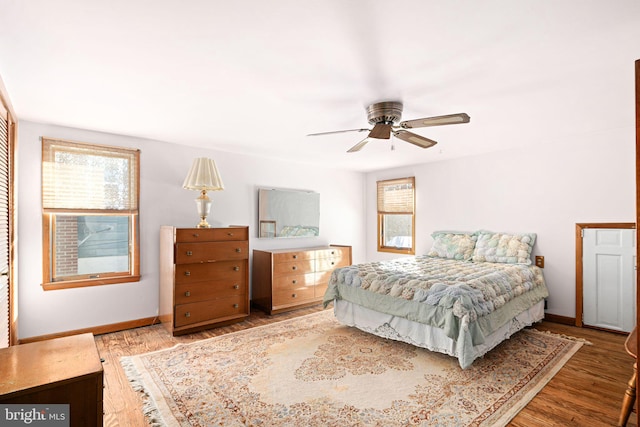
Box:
(323, 230), (549, 369)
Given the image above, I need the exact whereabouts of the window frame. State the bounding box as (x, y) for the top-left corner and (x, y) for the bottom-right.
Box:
(41, 137), (140, 290)
(377, 177), (416, 255)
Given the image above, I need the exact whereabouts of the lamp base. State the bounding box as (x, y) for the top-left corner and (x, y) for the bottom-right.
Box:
(194, 191), (212, 228)
(196, 218), (211, 228)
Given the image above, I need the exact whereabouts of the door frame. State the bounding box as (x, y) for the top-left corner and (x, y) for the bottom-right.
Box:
(575, 222), (635, 329)
(634, 58), (639, 411)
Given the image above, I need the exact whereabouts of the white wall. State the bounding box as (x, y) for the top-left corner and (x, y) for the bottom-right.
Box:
(366, 126), (635, 319)
(17, 118), (635, 337)
(17, 120), (366, 339)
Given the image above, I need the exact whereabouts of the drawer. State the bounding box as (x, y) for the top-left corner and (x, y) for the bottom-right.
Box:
(272, 272), (315, 291)
(175, 241), (249, 264)
(175, 295), (247, 327)
(175, 261), (246, 284)
(175, 227), (248, 242)
(315, 247), (349, 259)
(316, 256), (350, 272)
(315, 270), (335, 286)
(273, 251), (314, 263)
(273, 260), (314, 276)
(175, 280), (246, 304)
(273, 286), (315, 306)
(315, 284), (328, 298)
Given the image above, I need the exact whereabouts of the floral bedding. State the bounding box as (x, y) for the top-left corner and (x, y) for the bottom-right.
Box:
(323, 256), (548, 346)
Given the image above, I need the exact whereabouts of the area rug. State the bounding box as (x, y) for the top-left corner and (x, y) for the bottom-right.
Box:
(121, 310), (583, 427)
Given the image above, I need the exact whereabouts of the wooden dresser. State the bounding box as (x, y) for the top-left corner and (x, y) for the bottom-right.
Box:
(252, 245), (351, 314)
(0, 333), (104, 427)
(159, 226), (250, 335)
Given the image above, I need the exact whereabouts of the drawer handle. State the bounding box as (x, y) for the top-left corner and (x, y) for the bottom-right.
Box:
(233, 284), (240, 289)
(292, 279), (297, 284)
(185, 291), (191, 297)
(236, 248), (242, 253)
(192, 233), (199, 238)
(234, 266), (240, 271)
(228, 232), (234, 236)
(184, 271), (191, 276)
(185, 312), (191, 318)
(292, 266), (297, 271)
(233, 304), (239, 308)
(331, 261), (335, 265)
(292, 293), (297, 298)
(331, 251), (335, 255)
(293, 255), (298, 259)
(186, 251), (193, 256)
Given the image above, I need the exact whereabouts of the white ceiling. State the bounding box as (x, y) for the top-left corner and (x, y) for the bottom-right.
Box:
(1, 0), (639, 172)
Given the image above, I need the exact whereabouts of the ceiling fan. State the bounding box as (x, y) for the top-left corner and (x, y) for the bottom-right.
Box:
(308, 101), (470, 153)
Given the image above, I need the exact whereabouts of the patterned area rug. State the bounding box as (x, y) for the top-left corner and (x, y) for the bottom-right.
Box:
(121, 310), (583, 426)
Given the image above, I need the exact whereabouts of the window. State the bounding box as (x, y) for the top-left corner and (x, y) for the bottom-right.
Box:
(377, 177), (415, 254)
(42, 137), (140, 289)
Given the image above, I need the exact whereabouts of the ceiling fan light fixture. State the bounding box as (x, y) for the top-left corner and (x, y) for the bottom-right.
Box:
(366, 101), (403, 125)
(306, 100), (468, 153)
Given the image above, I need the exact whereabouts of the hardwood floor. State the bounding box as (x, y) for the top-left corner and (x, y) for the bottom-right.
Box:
(94, 305), (637, 427)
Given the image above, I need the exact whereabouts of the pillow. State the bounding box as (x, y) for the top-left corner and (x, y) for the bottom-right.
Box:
(471, 231), (536, 264)
(427, 231), (477, 261)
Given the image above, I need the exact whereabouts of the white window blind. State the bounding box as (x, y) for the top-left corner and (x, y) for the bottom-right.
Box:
(377, 177), (415, 214)
(42, 138), (139, 213)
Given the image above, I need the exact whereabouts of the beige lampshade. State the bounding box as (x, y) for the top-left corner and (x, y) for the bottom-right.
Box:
(182, 158), (225, 191)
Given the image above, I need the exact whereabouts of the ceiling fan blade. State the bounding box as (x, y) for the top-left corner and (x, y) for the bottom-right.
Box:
(307, 128), (370, 137)
(367, 123), (392, 139)
(399, 113), (470, 129)
(347, 137), (370, 153)
(393, 130), (438, 149)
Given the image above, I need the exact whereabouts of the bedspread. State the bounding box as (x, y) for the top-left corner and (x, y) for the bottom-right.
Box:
(323, 256), (548, 345)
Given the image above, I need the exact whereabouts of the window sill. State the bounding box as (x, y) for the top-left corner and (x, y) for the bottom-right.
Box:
(42, 275), (141, 290)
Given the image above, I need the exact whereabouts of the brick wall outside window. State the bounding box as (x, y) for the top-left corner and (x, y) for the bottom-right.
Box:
(55, 216), (78, 276)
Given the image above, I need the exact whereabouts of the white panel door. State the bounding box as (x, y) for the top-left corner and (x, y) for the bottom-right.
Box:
(583, 228), (636, 332)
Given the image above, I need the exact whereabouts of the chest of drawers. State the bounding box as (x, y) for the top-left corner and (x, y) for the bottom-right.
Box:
(252, 245), (351, 314)
(0, 334), (103, 427)
(159, 226), (249, 335)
